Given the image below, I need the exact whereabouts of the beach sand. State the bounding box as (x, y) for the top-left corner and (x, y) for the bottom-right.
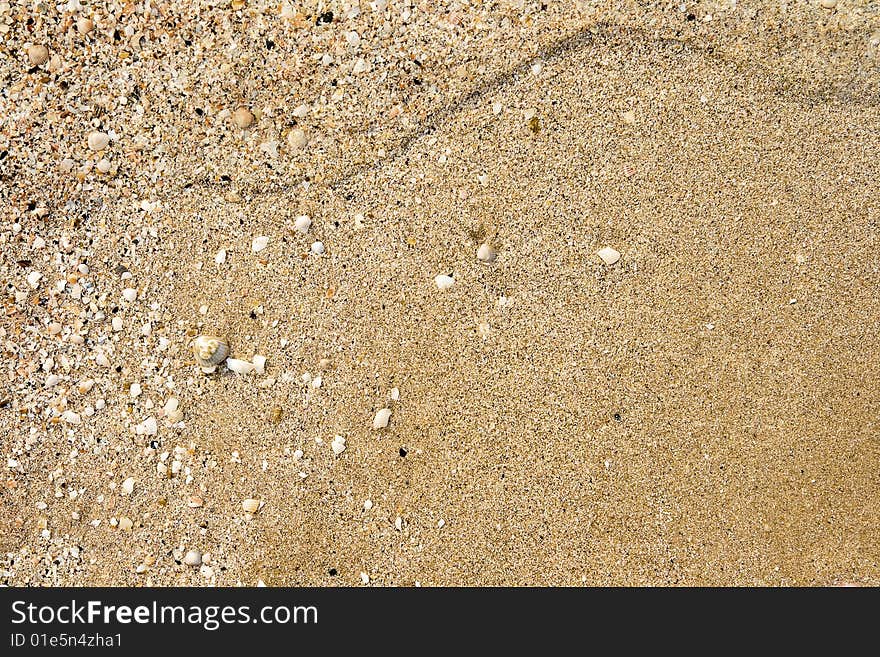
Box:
(2, 1), (879, 586)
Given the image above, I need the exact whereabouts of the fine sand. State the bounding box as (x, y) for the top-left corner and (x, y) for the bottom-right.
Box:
(2, 1), (879, 586)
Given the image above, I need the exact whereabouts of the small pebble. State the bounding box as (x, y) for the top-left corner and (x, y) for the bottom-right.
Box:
(118, 517), (133, 531)
(434, 274), (455, 291)
(215, 249), (227, 265)
(363, 499), (373, 511)
(232, 107), (254, 129)
(252, 236), (269, 252)
(112, 317), (124, 332)
(121, 477), (135, 495)
(184, 550), (202, 567)
(310, 241), (325, 255)
(122, 288), (137, 302)
(252, 355), (267, 375)
(372, 407), (392, 430)
(96, 158), (111, 174)
(26, 271), (42, 289)
(331, 434), (346, 455)
(597, 246), (621, 266)
(242, 498), (261, 513)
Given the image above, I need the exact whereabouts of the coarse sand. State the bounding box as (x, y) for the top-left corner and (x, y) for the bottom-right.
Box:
(1, 1), (879, 586)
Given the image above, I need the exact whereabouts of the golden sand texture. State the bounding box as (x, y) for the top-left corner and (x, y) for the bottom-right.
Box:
(1, 2), (879, 585)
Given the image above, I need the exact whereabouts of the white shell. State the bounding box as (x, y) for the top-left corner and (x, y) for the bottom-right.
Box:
(193, 335), (230, 367)
(242, 498), (261, 513)
(434, 274), (455, 291)
(477, 243), (496, 263)
(310, 241), (325, 255)
(331, 435), (346, 455)
(287, 128), (308, 150)
(252, 355), (267, 375)
(293, 215), (312, 233)
(372, 407), (392, 430)
(87, 131), (110, 151)
(597, 246), (621, 265)
(226, 358), (255, 375)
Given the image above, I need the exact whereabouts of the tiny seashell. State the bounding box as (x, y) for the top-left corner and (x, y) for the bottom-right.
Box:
(310, 241), (325, 255)
(293, 215), (312, 233)
(226, 358), (255, 375)
(596, 246), (621, 266)
(87, 131), (110, 151)
(121, 477), (135, 495)
(287, 128), (308, 151)
(242, 498), (261, 513)
(372, 407), (392, 430)
(192, 335), (230, 367)
(252, 355), (267, 375)
(476, 243), (496, 263)
(434, 274), (455, 291)
(331, 434), (346, 455)
(252, 235), (269, 252)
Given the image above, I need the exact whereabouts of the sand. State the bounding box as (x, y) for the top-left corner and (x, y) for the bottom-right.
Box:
(2, 1), (879, 586)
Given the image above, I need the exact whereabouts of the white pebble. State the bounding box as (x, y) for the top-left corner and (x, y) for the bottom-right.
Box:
(184, 550), (202, 567)
(331, 434), (346, 456)
(136, 417), (158, 435)
(45, 374), (61, 388)
(122, 288), (137, 302)
(293, 215), (312, 233)
(434, 274), (455, 291)
(292, 449), (304, 461)
(96, 158), (111, 174)
(226, 358), (255, 375)
(287, 128), (308, 150)
(596, 246), (621, 266)
(112, 317), (123, 332)
(121, 477), (135, 495)
(252, 355), (267, 375)
(394, 516), (403, 531)
(390, 387), (400, 401)
(252, 236), (269, 252)
(26, 271), (42, 289)
(242, 498), (261, 513)
(360, 572), (370, 584)
(215, 249), (227, 265)
(363, 499), (373, 511)
(310, 241), (325, 255)
(311, 376), (322, 389)
(352, 57), (368, 74)
(372, 407), (392, 430)
(129, 383), (142, 398)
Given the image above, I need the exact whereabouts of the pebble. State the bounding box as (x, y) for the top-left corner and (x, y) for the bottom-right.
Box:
(363, 499), (373, 511)
(129, 383), (142, 398)
(252, 236), (269, 252)
(597, 246), (621, 265)
(390, 387), (400, 401)
(242, 498), (261, 513)
(77, 17), (94, 34)
(96, 158), (111, 174)
(360, 572), (370, 584)
(27, 45), (49, 66)
(122, 288), (138, 302)
(434, 274), (455, 291)
(476, 243), (496, 263)
(372, 407), (392, 430)
(87, 131), (110, 151)
(310, 241), (325, 255)
(226, 358), (255, 375)
(118, 517), (133, 531)
(215, 249), (227, 265)
(820, 0), (838, 7)
(112, 317), (124, 332)
(293, 215), (312, 233)
(121, 477), (135, 495)
(252, 355), (267, 375)
(331, 434), (346, 455)
(136, 417), (158, 435)
(61, 410), (81, 424)
(184, 550), (202, 567)
(232, 108), (254, 129)
(26, 271), (42, 289)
